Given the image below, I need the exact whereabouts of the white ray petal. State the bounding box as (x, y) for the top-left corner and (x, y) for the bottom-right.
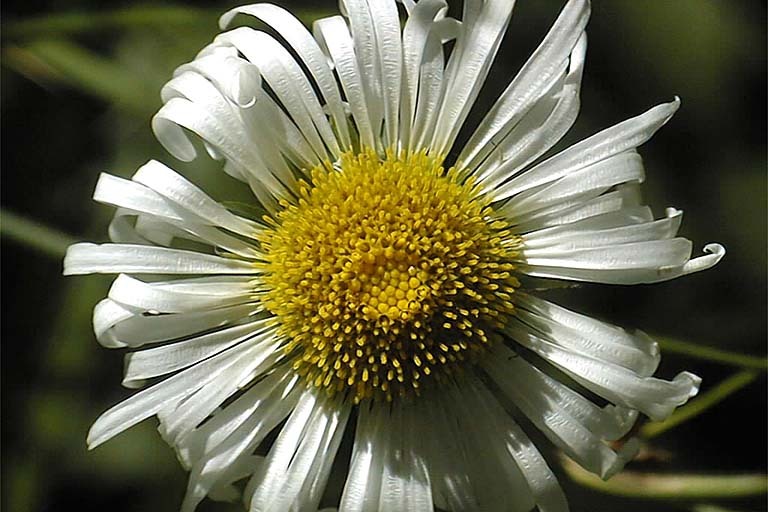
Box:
(518, 242), (724, 284)
(340, 0), (384, 139)
(107, 273), (255, 313)
(314, 16), (376, 149)
(248, 392), (351, 512)
(131, 160), (261, 237)
(340, 402), (381, 512)
(87, 334), (268, 449)
(505, 150), (645, 217)
(174, 53), (262, 108)
(367, 0), (403, 148)
(514, 292), (659, 372)
(401, 0), (448, 141)
(522, 208), (682, 253)
(494, 98), (680, 202)
(430, 0), (515, 156)
(449, 378), (536, 512)
(64, 243), (260, 275)
(122, 319), (274, 387)
(94, 299), (260, 349)
(459, 0), (590, 172)
(476, 32), (587, 192)
(521, 238), (693, 270)
(215, 28), (338, 160)
(485, 351), (639, 479)
(152, 97), (288, 205)
(180, 370), (301, 511)
(464, 374), (569, 512)
(511, 329), (701, 421)
(505, 184), (643, 233)
(155, 338), (281, 445)
(220, 4), (352, 150)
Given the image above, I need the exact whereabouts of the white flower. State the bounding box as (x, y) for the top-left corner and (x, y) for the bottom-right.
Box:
(64, 1), (725, 511)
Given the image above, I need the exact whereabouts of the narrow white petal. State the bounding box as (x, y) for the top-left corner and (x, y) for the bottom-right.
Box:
(420, 393), (479, 511)
(367, 0), (403, 148)
(107, 274), (255, 313)
(220, 4), (352, 150)
(449, 378), (536, 512)
(180, 370), (299, 469)
(511, 329), (701, 421)
(430, 0), (515, 155)
(314, 16), (376, 149)
(485, 350), (639, 479)
(95, 299), (260, 348)
(174, 53), (262, 108)
(152, 97), (288, 206)
(505, 151), (645, 217)
(518, 241), (724, 284)
(122, 320), (273, 387)
(464, 374), (569, 512)
(506, 184), (643, 233)
(94, 173), (183, 222)
(248, 392), (351, 512)
(514, 292), (659, 375)
(459, 0), (589, 171)
(340, 402), (383, 512)
(64, 243), (259, 275)
(340, 0), (384, 140)
(521, 238), (693, 271)
(87, 335), (266, 449)
(155, 337), (281, 445)
(493, 98), (681, 202)
(180, 370), (301, 510)
(401, 0), (448, 143)
(519, 206), (660, 249)
(522, 209), (682, 253)
(476, 32), (587, 192)
(377, 404), (433, 512)
(409, 20), (452, 152)
(216, 27), (339, 160)
(131, 160), (260, 237)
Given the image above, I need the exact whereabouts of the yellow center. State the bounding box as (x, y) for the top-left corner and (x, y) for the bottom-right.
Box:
(259, 150), (520, 403)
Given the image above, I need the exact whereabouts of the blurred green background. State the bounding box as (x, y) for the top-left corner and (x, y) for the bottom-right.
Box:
(2, 1), (766, 511)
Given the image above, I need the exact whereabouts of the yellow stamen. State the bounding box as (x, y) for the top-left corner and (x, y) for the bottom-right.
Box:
(259, 149), (520, 403)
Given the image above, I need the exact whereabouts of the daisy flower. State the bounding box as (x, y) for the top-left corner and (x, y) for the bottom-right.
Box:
(64, 0), (725, 510)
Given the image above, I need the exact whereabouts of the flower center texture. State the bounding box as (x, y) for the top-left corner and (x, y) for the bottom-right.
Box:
(260, 150), (520, 403)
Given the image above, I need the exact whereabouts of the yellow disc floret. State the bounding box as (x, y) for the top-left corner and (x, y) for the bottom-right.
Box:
(259, 150), (520, 403)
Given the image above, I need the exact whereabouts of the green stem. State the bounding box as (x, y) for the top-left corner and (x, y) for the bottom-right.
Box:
(656, 336), (768, 370)
(1, 209), (76, 258)
(562, 457), (768, 499)
(641, 370), (760, 439)
(4, 40), (151, 112)
(2, 6), (332, 39)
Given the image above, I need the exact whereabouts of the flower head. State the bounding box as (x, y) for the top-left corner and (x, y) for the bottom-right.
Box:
(64, 0), (725, 510)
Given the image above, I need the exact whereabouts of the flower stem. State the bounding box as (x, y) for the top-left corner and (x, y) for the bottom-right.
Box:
(655, 336), (768, 370)
(562, 457), (768, 499)
(1, 209), (76, 258)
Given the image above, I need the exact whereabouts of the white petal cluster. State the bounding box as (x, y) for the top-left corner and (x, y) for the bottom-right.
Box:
(63, 1), (724, 511)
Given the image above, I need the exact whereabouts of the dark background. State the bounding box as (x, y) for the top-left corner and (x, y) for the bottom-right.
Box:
(2, 1), (766, 511)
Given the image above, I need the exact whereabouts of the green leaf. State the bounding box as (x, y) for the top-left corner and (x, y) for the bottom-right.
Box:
(4, 39), (152, 113)
(2, 6), (218, 39)
(2, 5), (333, 39)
